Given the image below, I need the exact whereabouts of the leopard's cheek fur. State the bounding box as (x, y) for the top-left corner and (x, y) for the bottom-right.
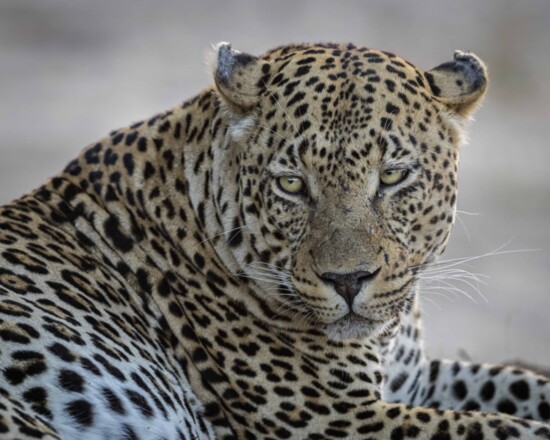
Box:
(238, 164), (311, 307)
(404, 134), (461, 268)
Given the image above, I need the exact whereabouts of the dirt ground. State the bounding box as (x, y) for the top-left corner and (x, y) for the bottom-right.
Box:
(1, 0), (549, 366)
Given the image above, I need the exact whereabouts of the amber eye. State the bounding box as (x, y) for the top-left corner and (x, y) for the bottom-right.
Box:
(380, 169), (408, 186)
(276, 176), (305, 195)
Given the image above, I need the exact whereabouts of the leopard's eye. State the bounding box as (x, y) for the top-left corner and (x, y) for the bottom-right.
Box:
(380, 169), (408, 186)
(276, 176), (305, 195)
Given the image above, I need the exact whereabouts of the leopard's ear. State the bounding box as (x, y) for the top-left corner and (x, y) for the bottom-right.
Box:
(208, 42), (263, 114)
(425, 51), (488, 117)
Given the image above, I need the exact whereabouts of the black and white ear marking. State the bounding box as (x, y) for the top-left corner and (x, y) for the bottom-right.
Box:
(208, 42), (262, 114)
(425, 50), (488, 117)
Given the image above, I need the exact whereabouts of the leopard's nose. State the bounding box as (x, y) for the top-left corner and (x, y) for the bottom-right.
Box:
(319, 268), (380, 307)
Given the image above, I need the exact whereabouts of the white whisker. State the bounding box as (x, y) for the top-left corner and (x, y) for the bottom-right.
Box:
(191, 225), (249, 254)
(414, 240), (538, 308)
(456, 209), (482, 216)
(454, 213), (471, 242)
(415, 239), (537, 272)
(419, 295), (443, 311)
(420, 288), (457, 302)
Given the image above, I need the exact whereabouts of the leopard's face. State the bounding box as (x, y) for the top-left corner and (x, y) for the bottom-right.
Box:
(212, 43), (487, 339)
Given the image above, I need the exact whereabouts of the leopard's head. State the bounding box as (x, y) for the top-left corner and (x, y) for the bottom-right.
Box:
(209, 42), (487, 339)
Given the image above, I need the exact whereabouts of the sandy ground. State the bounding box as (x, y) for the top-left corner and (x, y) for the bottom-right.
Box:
(1, 0), (549, 366)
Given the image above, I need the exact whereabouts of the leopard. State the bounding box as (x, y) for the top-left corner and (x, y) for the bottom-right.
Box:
(1, 41), (550, 439)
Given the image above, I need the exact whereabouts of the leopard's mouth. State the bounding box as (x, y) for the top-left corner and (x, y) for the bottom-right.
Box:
(321, 312), (388, 340)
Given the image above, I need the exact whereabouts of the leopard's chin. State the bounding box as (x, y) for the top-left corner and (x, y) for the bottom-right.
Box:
(321, 313), (389, 341)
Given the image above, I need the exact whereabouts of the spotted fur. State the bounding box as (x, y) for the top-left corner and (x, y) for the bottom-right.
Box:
(1, 42), (549, 439)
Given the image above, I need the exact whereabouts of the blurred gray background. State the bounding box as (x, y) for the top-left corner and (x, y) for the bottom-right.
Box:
(1, 0), (549, 365)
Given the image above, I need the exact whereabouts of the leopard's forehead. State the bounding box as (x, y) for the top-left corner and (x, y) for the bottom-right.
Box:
(262, 43), (423, 80)
(261, 43), (428, 101)
(251, 43), (447, 183)
(259, 44), (440, 137)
